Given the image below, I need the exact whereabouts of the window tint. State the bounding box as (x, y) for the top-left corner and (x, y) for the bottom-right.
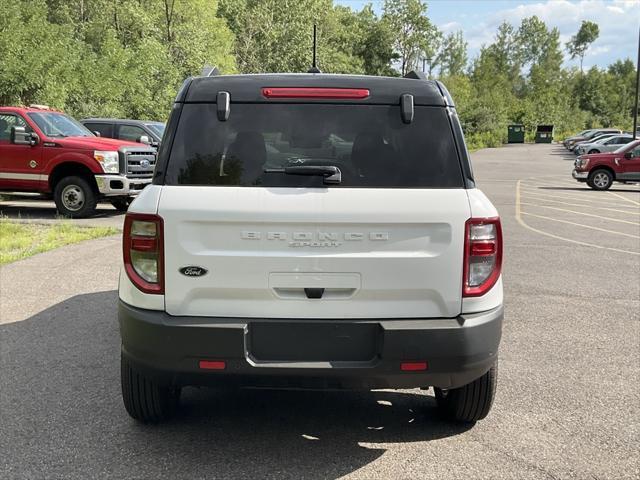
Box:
(118, 125), (147, 142)
(0, 114), (29, 141)
(28, 112), (92, 138)
(165, 104), (463, 188)
(85, 122), (114, 138)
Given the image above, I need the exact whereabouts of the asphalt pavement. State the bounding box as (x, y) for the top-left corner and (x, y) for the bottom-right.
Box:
(0, 143), (638, 479)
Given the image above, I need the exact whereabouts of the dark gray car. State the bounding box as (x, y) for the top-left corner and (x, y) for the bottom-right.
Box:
(81, 118), (165, 147)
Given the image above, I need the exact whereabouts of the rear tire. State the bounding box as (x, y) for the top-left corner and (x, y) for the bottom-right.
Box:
(587, 169), (613, 190)
(588, 149), (599, 154)
(121, 354), (180, 423)
(53, 175), (97, 218)
(434, 360), (498, 423)
(110, 198), (131, 212)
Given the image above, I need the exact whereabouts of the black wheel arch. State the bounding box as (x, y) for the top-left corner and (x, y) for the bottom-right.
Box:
(49, 162), (98, 193)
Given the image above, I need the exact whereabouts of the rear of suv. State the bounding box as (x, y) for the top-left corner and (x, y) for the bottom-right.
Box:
(118, 72), (504, 424)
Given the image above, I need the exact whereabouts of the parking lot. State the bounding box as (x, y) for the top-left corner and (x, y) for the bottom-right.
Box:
(0, 143), (638, 479)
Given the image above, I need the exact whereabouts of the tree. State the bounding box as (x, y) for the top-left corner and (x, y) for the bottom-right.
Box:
(382, 0), (437, 76)
(439, 31), (468, 76)
(421, 27), (442, 78)
(567, 20), (600, 73)
(356, 5), (399, 76)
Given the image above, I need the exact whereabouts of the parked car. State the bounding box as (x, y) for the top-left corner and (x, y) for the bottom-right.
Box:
(565, 128), (622, 150)
(570, 132), (619, 152)
(118, 72), (504, 424)
(81, 118), (165, 147)
(573, 139), (640, 190)
(563, 129), (594, 148)
(574, 134), (634, 155)
(0, 105), (157, 217)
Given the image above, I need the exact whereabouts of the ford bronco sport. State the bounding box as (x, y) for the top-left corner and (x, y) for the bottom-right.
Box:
(118, 72), (504, 424)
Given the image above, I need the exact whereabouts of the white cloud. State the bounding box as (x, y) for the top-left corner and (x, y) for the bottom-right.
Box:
(439, 21), (462, 34)
(437, 0), (639, 68)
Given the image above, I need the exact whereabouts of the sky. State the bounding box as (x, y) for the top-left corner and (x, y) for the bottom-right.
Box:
(334, 0), (639, 70)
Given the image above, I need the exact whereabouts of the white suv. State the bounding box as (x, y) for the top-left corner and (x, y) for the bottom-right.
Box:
(118, 72), (504, 423)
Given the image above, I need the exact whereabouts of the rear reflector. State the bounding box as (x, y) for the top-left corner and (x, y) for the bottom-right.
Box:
(199, 360), (226, 370)
(262, 87), (370, 99)
(400, 361), (428, 371)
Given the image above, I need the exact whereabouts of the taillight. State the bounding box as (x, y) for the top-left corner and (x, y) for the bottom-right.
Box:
(262, 87), (370, 99)
(123, 213), (164, 294)
(463, 217), (502, 297)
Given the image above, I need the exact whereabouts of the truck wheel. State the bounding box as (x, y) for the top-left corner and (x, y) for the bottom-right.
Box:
(53, 176), (97, 218)
(587, 169), (613, 190)
(588, 149), (599, 154)
(434, 360), (497, 423)
(110, 198), (131, 212)
(121, 354), (180, 423)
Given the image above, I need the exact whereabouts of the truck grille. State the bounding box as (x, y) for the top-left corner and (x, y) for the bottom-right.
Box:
(125, 151), (156, 179)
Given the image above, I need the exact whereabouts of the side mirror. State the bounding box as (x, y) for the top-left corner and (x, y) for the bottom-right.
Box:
(138, 135), (151, 145)
(93, 131), (101, 137)
(11, 126), (39, 146)
(624, 151), (633, 159)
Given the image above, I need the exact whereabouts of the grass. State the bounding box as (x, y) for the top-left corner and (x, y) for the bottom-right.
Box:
(0, 220), (118, 265)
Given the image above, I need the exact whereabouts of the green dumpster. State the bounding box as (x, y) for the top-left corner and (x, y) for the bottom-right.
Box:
(535, 125), (553, 143)
(507, 124), (525, 143)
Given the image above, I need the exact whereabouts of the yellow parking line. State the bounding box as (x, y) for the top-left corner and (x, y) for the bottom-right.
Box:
(518, 193), (639, 215)
(520, 211), (640, 239)
(608, 190), (640, 207)
(515, 180), (640, 256)
(519, 201), (640, 225)
(518, 188), (634, 207)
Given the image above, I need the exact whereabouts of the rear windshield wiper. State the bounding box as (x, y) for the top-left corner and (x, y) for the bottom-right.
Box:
(264, 165), (341, 184)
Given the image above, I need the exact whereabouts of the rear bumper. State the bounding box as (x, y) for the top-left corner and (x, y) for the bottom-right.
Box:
(95, 175), (151, 196)
(119, 301), (503, 390)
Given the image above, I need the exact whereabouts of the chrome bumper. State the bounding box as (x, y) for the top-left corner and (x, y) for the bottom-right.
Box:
(572, 170), (588, 180)
(95, 175), (152, 196)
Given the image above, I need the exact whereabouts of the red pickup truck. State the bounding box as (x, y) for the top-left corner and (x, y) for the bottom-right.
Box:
(0, 105), (157, 217)
(572, 139), (640, 190)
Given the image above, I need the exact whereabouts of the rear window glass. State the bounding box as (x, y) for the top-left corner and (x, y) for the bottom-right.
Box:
(164, 104), (463, 188)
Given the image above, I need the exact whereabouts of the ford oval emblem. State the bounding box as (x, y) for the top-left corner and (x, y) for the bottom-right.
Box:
(140, 159), (151, 168)
(179, 266), (208, 277)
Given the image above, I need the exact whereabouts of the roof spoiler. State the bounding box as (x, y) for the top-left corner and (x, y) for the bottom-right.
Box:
(403, 70), (427, 80)
(403, 71), (454, 107)
(201, 65), (220, 77)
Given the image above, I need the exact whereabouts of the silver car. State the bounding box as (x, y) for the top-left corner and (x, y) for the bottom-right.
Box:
(574, 134), (634, 155)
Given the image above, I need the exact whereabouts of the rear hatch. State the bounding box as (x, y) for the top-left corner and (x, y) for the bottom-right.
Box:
(158, 95), (470, 319)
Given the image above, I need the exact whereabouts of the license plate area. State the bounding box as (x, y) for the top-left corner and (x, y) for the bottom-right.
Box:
(248, 322), (379, 362)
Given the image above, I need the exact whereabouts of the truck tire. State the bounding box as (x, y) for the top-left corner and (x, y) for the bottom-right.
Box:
(588, 149), (599, 154)
(121, 354), (180, 423)
(587, 169), (613, 190)
(110, 198), (131, 212)
(434, 360), (497, 423)
(53, 176), (97, 218)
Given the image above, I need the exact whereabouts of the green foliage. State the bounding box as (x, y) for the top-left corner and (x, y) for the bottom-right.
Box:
(567, 20), (600, 72)
(1, 0), (235, 120)
(382, 0), (437, 75)
(0, 2), (633, 152)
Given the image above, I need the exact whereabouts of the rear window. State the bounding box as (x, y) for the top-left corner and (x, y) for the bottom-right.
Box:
(164, 103), (463, 188)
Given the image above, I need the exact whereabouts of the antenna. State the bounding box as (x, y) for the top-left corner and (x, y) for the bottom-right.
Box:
(308, 24), (321, 73)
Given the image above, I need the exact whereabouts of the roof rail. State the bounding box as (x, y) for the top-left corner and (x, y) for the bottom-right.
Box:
(201, 65), (220, 77)
(403, 70), (427, 80)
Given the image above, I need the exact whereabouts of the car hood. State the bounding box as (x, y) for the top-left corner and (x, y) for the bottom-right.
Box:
(49, 136), (142, 151)
(581, 151), (616, 162)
